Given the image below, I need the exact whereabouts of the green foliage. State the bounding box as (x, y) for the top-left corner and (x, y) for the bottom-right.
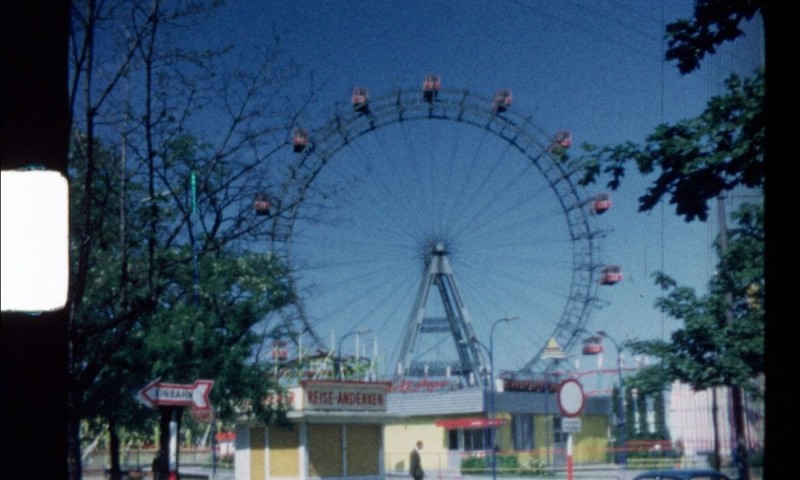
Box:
(66, 2), (308, 478)
(460, 455), (552, 477)
(626, 452), (684, 470)
(575, 5), (764, 478)
(664, 0), (763, 74)
(69, 134), (299, 457)
(576, 70), (764, 222)
(625, 387), (636, 441)
(629, 203), (764, 397)
(653, 391), (669, 441)
(460, 456), (485, 473)
(636, 390), (648, 438)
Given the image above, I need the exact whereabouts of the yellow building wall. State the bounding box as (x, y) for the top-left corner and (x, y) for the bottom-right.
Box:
(526, 414), (609, 464)
(309, 424), (342, 477)
(269, 425), (300, 477)
(533, 415), (553, 463)
(573, 415), (609, 463)
(495, 413), (511, 450)
(385, 413), (608, 471)
(384, 420), (447, 474)
(346, 425), (381, 475)
(250, 427), (266, 480)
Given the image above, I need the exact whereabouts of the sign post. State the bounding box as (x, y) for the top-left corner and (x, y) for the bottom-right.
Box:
(138, 378), (214, 480)
(169, 410), (179, 480)
(137, 378), (214, 410)
(557, 379), (585, 480)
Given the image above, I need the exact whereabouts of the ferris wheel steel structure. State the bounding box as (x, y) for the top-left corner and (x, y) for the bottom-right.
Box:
(279, 85), (607, 376)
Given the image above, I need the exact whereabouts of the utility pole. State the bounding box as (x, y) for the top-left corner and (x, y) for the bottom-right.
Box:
(597, 331), (626, 466)
(473, 316), (518, 480)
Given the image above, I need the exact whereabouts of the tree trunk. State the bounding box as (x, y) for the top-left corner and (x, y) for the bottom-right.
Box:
(156, 407), (184, 480)
(67, 391), (83, 480)
(731, 386), (750, 480)
(109, 414), (122, 480)
(717, 195), (751, 480)
(712, 387), (721, 471)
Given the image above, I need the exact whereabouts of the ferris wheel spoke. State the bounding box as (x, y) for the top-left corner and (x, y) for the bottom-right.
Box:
(281, 86), (605, 379)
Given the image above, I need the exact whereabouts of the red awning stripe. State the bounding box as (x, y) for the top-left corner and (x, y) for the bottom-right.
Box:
(435, 417), (507, 429)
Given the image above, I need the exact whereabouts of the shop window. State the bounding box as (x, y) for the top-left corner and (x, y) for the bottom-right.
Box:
(448, 429), (460, 450)
(512, 414), (534, 450)
(309, 424), (342, 477)
(463, 428), (488, 452)
(347, 425), (380, 475)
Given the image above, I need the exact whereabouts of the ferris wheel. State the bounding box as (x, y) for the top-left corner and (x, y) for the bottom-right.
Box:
(267, 76), (615, 380)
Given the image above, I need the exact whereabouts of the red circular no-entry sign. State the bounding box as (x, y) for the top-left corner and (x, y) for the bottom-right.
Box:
(557, 378), (585, 417)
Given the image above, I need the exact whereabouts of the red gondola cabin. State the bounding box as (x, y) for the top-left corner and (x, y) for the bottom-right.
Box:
(352, 87), (370, 114)
(554, 131), (572, 149)
(592, 193), (612, 214)
(271, 341), (288, 361)
(254, 194), (271, 216)
(422, 74), (441, 103)
(293, 129), (309, 153)
(582, 336), (604, 355)
(493, 89), (513, 113)
(600, 265), (623, 285)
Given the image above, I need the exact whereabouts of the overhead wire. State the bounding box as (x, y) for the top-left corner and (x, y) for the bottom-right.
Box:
(660, 2), (666, 343)
(564, 0), (663, 44)
(606, 0), (663, 25)
(507, 0), (758, 90)
(505, 0), (662, 65)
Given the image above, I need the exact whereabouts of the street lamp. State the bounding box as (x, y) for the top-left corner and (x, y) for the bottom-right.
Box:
(596, 330), (627, 466)
(473, 316), (518, 480)
(337, 329), (371, 380)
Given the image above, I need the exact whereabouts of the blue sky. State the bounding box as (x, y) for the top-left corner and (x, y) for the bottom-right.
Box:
(192, 1), (764, 380)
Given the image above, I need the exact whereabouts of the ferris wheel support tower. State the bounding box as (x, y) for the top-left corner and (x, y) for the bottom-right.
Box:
(276, 83), (610, 378)
(395, 242), (488, 388)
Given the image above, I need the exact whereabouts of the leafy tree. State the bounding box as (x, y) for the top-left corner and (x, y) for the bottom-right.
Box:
(653, 391), (669, 442)
(66, 2), (317, 479)
(664, 0), (763, 74)
(629, 204), (764, 391)
(562, 0), (768, 474)
(608, 384), (622, 460)
(628, 203), (764, 476)
(636, 391), (649, 439)
(571, 4), (765, 477)
(576, 69), (764, 222)
(624, 386), (636, 443)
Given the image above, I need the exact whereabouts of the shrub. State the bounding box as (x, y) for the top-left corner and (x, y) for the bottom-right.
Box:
(461, 454), (552, 477)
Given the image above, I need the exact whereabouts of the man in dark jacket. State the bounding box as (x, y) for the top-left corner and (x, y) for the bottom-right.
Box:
(410, 440), (424, 480)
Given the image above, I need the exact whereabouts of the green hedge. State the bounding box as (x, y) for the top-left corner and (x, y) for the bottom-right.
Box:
(460, 455), (552, 477)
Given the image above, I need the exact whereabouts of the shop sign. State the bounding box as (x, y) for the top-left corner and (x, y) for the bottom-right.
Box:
(137, 378), (214, 410)
(561, 417), (582, 433)
(301, 381), (389, 412)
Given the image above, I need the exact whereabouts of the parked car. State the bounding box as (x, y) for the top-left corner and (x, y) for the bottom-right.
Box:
(632, 469), (734, 480)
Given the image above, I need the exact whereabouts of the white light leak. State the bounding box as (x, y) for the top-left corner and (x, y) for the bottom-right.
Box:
(1, 170), (69, 312)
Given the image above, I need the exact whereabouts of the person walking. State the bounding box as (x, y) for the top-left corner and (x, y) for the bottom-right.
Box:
(151, 451), (165, 480)
(410, 440), (424, 480)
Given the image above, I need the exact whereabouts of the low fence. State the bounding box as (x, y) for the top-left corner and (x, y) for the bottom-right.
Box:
(83, 448), (232, 479)
(86, 446), (758, 480)
(385, 445), (714, 478)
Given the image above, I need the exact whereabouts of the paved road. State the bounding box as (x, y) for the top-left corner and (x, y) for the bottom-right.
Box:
(86, 465), (757, 480)
(83, 466), (234, 480)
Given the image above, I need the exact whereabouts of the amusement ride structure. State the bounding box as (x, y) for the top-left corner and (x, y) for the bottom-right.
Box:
(256, 76), (621, 386)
